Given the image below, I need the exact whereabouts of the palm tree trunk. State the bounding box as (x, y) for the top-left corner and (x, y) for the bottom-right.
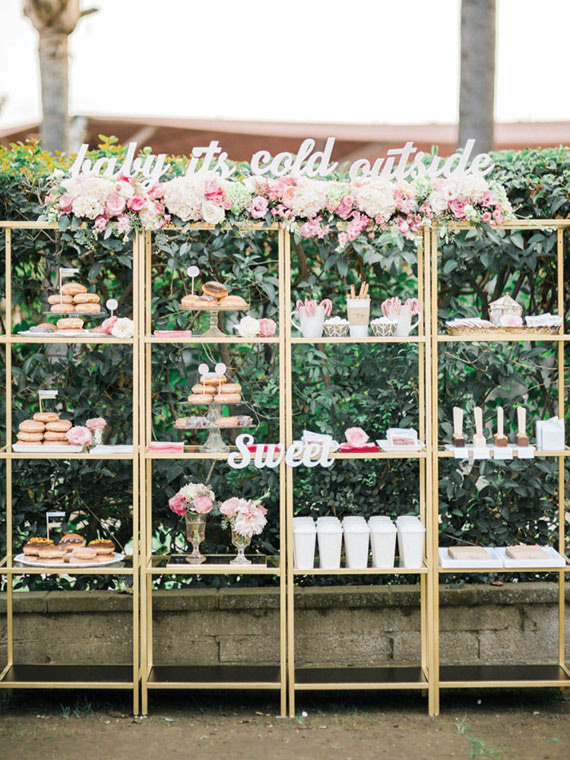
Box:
(459, 0), (496, 153)
(38, 27), (69, 153)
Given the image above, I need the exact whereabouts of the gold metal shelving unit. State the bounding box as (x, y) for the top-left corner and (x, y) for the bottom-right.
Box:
(139, 224), (287, 715)
(429, 220), (570, 716)
(284, 233), (434, 715)
(0, 221), (141, 712)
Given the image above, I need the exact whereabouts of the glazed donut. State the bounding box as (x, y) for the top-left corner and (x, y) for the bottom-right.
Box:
(37, 546), (66, 560)
(88, 539), (115, 555)
(187, 394), (214, 405)
(202, 373), (226, 386)
(213, 393), (241, 404)
(19, 420), (45, 433)
(74, 303), (101, 313)
(61, 282), (87, 296)
(46, 419), (72, 432)
(73, 293), (100, 304)
(48, 294), (73, 305)
(71, 547), (97, 561)
(33, 412), (59, 422)
(43, 430), (68, 441)
(180, 295), (201, 308)
(217, 295), (248, 309)
(191, 383), (216, 395)
(17, 431), (44, 442)
(202, 281), (228, 300)
(29, 323), (56, 334)
(43, 439), (69, 447)
(23, 537), (53, 555)
(220, 383), (241, 394)
(194, 295), (217, 308)
(214, 416), (238, 428)
(50, 303), (73, 314)
(15, 440), (43, 446)
(56, 318), (84, 330)
(59, 533), (85, 549)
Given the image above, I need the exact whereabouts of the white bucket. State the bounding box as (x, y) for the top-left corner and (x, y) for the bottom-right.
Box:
(293, 517), (316, 570)
(317, 517), (343, 569)
(369, 519), (397, 569)
(398, 521), (426, 568)
(342, 517), (369, 569)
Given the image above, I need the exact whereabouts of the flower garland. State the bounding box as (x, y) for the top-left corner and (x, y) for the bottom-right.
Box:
(43, 169), (514, 248)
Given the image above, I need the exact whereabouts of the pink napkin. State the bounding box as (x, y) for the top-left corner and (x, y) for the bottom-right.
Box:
(153, 330), (193, 337)
(339, 443), (379, 453)
(247, 444), (282, 453)
(148, 441), (184, 453)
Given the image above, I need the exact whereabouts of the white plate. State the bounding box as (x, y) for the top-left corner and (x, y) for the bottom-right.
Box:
(438, 546), (503, 569)
(495, 545), (567, 568)
(14, 552), (125, 568)
(12, 443), (84, 453)
(18, 330), (86, 337)
(377, 440), (425, 452)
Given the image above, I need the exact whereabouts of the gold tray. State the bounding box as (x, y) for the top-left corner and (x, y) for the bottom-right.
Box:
(445, 325), (560, 336)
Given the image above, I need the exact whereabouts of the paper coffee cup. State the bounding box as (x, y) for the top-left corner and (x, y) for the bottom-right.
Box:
(346, 298), (370, 326)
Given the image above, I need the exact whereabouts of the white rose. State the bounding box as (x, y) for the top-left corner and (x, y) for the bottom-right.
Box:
(236, 316), (260, 338)
(428, 192), (448, 215)
(115, 180), (135, 198)
(201, 201), (225, 225)
(111, 317), (135, 339)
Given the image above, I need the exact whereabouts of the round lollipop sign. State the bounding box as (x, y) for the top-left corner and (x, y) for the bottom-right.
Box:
(198, 363), (209, 376)
(106, 298), (118, 317)
(215, 363), (227, 375)
(187, 266), (200, 295)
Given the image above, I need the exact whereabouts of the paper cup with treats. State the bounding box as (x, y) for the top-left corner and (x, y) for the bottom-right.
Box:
(291, 298), (332, 339)
(346, 283), (370, 338)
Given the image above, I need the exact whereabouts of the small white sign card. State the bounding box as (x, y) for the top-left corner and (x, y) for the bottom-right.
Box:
(493, 446), (513, 460)
(38, 389), (58, 413)
(516, 446), (535, 459)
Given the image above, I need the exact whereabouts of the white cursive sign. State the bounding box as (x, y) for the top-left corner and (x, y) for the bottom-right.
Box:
(228, 434), (335, 470)
(69, 137), (493, 185)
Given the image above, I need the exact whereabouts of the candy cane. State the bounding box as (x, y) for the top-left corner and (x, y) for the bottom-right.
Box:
(381, 297), (401, 317)
(296, 300), (305, 316)
(321, 298), (333, 316)
(406, 298), (420, 316)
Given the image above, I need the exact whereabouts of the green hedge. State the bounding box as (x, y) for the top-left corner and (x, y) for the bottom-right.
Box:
(0, 141), (568, 590)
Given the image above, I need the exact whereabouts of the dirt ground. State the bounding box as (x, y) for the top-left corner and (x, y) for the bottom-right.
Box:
(0, 688), (569, 760)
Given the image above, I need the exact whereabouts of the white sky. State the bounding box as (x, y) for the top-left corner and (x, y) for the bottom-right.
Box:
(0, 0), (568, 129)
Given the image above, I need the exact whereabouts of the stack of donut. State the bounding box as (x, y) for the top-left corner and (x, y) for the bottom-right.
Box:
(49, 282), (101, 315)
(181, 281), (248, 310)
(22, 533), (116, 564)
(187, 372), (242, 405)
(17, 412), (72, 447)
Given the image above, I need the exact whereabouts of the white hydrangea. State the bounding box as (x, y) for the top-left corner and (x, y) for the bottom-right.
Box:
(225, 181), (252, 214)
(353, 180), (397, 220)
(161, 176), (206, 221)
(458, 173), (489, 201)
(179, 482), (215, 502)
(71, 196), (104, 219)
(287, 178), (327, 219)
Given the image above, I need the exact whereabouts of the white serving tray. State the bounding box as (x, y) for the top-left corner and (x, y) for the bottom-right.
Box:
(18, 329), (87, 337)
(13, 443), (84, 453)
(89, 444), (133, 455)
(14, 552), (125, 568)
(378, 439), (425, 453)
(438, 546), (503, 569)
(495, 545), (567, 568)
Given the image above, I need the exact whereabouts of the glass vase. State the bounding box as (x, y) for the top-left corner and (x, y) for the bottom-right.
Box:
(92, 427), (104, 446)
(230, 530), (252, 565)
(184, 512), (207, 564)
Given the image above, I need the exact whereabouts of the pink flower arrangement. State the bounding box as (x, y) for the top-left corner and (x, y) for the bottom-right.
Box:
(258, 318), (277, 337)
(65, 426), (92, 447)
(220, 497), (267, 538)
(344, 427), (369, 447)
(168, 481), (215, 517)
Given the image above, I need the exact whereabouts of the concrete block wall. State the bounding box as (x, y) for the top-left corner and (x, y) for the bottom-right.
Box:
(0, 584), (569, 667)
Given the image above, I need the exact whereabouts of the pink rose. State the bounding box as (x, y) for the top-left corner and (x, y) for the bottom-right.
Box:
(86, 417), (107, 430)
(101, 316), (118, 335)
(148, 184), (164, 200)
(105, 193), (127, 217)
(335, 196), (354, 220)
(58, 193), (74, 213)
(204, 179), (224, 203)
(248, 196), (269, 219)
(499, 314), (523, 327)
(169, 493), (188, 516)
(65, 426), (92, 446)
(220, 497), (239, 517)
(193, 495), (213, 514)
(116, 214), (131, 234)
(281, 186), (296, 207)
(128, 196), (146, 212)
(449, 199), (467, 219)
(338, 232), (349, 247)
(259, 318), (277, 337)
(344, 427), (369, 446)
(482, 211), (492, 223)
(94, 215), (108, 232)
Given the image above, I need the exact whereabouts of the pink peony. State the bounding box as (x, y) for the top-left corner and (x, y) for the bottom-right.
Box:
(116, 214), (131, 234)
(193, 495), (213, 514)
(86, 417), (107, 430)
(344, 427), (370, 446)
(58, 193), (74, 213)
(128, 196), (146, 212)
(105, 193), (127, 216)
(482, 211), (492, 223)
(335, 196), (354, 220)
(449, 199), (467, 219)
(101, 316), (118, 335)
(499, 314), (523, 328)
(281, 186), (296, 207)
(204, 179), (224, 203)
(248, 196), (269, 219)
(259, 318), (277, 337)
(65, 426), (92, 446)
(220, 497), (239, 517)
(169, 493), (188, 516)
(148, 184), (164, 200)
